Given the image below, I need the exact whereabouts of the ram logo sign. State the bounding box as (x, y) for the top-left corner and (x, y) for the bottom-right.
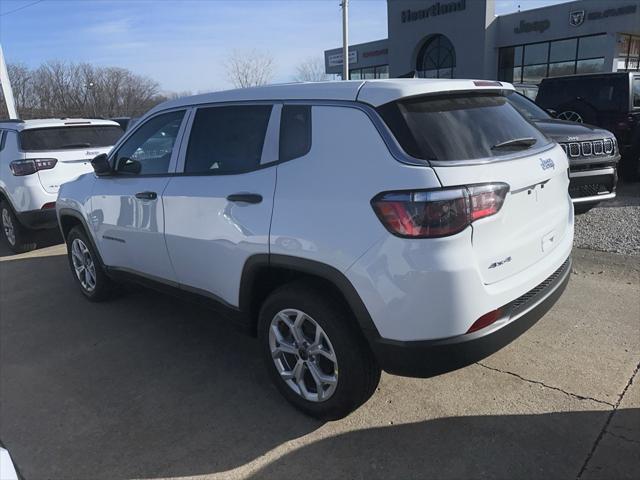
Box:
(569, 10), (585, 26)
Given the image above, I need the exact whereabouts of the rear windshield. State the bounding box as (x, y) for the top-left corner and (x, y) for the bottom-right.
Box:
(377, 93), (550, 161)
(20, 125), (124, 152)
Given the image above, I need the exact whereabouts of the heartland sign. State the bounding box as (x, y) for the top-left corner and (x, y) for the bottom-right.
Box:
(401, 0), (466, 23)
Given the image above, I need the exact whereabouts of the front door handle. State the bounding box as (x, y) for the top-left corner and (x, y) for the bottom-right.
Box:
(226, 193), (263, 204)
(135, 191), (157, 200)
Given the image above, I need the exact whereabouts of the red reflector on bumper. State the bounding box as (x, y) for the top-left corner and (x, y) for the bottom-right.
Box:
(41, 202), (56, 210)
(467, 308), (503, 333)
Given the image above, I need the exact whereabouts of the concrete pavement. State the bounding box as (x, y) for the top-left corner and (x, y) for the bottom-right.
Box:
(0, 243), (638, 479)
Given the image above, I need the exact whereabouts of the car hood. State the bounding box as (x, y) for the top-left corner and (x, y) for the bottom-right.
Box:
(532, 118), (614, 142)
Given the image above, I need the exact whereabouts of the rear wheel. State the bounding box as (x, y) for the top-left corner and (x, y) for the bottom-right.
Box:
(66, 226), (114, 301)
(258, 283), (381, 420)
(0, 201), (36, 253)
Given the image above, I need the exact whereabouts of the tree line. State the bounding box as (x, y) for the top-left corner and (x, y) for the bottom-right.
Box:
(1, 61), (167, 119)
(1, 53), (330, 119)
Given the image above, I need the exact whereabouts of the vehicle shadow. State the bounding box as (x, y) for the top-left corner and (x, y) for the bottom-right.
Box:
(1, 254), (637, 479)
(0, 228), (62, 258)
(248, 408), (639, 480)
(0, 253), (321, 479)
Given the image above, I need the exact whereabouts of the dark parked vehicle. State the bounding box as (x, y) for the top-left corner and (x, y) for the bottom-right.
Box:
(508, 91), (620, 214)
(536, 72), (640, 180)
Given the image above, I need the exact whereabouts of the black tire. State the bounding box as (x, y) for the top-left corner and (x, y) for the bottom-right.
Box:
(0, 200), (36, 253)
(574, 203), (596, 215)
(66, 226), (114, 301)
(258, 282), (381, 420)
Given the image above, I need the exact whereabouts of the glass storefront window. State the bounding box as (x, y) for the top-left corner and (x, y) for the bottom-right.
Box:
(350, 70), (361, 80)
(361, 67), (375, 79)
(578, 34), (606, 59)
(524, 43), (548, 65)
(522, 64), (547, 84)
(375, 65), (389, 79)
(550, 38), (577, 62)
(630, 37), (640, 57)
(576, 58), (605, 74)
(548, 61), (576, 77)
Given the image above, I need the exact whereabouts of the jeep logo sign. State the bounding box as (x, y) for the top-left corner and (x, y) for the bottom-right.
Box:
(514, 18), (551, 34)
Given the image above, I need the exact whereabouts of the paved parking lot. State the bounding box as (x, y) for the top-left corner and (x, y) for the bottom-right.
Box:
(0, 237), (638, 479)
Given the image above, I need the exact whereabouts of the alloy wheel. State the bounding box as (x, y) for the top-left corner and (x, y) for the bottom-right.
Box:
(269, 309), (339, 402)
(71, 238), (97, 292)
(557, 111), (584, 123)
(1, 208), (16, 246)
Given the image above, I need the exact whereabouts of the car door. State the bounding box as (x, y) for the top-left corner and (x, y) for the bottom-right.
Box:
(90, 109), (189, 282)
(163, 103), (278, 306)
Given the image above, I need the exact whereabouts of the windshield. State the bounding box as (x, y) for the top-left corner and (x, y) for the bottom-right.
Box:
(377, 92), (550, 161)
(506, 91), (551, 121)
(20, 125), (124, 152)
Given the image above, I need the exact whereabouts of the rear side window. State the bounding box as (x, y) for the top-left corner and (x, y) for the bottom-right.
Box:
(279, 105), (312, 161)
(633, 78), (640, 108)
(377, 93), (549, 161)
(185, 105), (272, 174)
(539, 76), (628, 111)
(19, 125), (123, 152)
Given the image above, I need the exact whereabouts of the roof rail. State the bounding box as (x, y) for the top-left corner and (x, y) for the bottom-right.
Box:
(0, 119), (24, 123)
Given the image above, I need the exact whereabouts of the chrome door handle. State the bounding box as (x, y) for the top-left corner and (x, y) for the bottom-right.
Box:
(226, 193), (263, 204)
(135, 191), (157, 200)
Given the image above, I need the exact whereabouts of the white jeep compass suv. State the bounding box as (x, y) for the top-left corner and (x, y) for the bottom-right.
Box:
(0, 118), (123, 252)
(57, 80), (574, 419)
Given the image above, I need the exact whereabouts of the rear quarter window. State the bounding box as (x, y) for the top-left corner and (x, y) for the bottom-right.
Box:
(279, 105), (312, 161)
(19, 125), (124, 152)
(377, 93), (549, 161)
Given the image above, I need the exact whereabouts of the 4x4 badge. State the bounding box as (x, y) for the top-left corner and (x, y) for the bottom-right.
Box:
(540, 158), (555, 170)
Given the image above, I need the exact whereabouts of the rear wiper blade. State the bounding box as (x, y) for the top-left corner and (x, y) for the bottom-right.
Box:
(59, 142), (92, 148)
(491, 137), (537, 150)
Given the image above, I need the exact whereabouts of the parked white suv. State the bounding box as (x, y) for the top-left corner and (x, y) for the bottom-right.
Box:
(0, 118), (123, 252)
(57, 80), (574, 419)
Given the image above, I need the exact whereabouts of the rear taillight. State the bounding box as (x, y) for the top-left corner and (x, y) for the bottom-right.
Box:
(372, 183), (509, 238)
(10, 158), (57, 176)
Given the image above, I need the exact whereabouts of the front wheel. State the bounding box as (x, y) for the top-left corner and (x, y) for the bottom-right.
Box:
(258, 283), (381, 420)
(66, 226), (114, 301)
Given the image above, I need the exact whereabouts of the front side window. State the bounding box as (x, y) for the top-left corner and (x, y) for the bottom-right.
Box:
(377, 93), (549, 161)
(185, 105), (272, 174)
(114, 110), (185, 175)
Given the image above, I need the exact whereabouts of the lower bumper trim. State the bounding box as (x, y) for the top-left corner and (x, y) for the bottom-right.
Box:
(371, 256), (572, 378)
(15, 208), (58, 229)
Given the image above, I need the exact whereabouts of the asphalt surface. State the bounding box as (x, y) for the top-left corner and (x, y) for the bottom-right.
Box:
(0, 241), (638, 479)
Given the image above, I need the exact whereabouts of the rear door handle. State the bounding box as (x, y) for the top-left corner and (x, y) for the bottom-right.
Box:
(226, 193), (263, 204)
(135, 191), (157, 200)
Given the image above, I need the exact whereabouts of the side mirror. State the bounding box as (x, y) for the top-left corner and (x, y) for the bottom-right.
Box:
(91, 154), (112, 176)
(546, 109), (558, 118)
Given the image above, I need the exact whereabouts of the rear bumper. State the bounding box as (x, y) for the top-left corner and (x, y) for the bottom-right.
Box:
(15, 208), (58, 230)
(370, 256), (571, 378)
(569, 167), (617, 205)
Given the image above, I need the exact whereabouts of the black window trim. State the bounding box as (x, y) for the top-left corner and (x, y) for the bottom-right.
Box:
(0, 130), (5, 151)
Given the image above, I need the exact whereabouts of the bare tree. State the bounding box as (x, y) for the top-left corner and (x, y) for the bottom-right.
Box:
(294, 57), (329, 82)
(225, 49), (275, 88)
(1, 61), (166, 119)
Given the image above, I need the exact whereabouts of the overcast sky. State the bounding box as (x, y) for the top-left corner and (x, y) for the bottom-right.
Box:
(1, 0), (570, 92)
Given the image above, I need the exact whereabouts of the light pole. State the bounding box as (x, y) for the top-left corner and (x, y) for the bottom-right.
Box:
(0, 44), (18, 119)
(341, 0), (349, 80)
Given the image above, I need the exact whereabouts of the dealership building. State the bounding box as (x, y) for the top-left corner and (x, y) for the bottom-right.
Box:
(324, 0), (640, 84)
